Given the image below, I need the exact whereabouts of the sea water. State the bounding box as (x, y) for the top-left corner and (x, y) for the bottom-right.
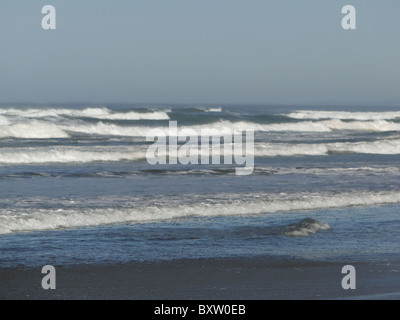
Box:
(0, 104), (400, 267)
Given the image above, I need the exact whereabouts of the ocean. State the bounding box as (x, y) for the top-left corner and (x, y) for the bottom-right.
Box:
(1, 104), (400, 268)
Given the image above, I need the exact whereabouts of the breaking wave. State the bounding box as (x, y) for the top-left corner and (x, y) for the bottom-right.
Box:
(1, 119), (399, 139)
(283, 218), (331, 237)
(0, 107), (170, 120)
(201, 107), (222, 112)
(0, 191), (399, 234)
(287, 110), (400, 121)
(0, 146), (147, 164)
(0, 121), (70, 139)
(254, 138), (400, 157)
(0, 115), (9, 125)
(0, 137), (399, 164)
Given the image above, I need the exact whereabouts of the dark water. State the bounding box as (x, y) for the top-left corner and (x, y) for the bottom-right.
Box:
(1, 104), (400, 267)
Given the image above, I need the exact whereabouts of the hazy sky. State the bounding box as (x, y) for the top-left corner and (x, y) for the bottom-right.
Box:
(0, 0), (399, 105)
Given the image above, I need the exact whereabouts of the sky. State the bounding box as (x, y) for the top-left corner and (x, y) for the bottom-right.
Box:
(0, 0), (399, 105)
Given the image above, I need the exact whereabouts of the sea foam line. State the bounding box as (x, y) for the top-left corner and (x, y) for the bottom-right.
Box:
(0, 107), (170, 120)
(1, 118), (400, 139)
(287, 110), (400, 121)
(0, 191), (399, 234)
(0, 137), (399, 165)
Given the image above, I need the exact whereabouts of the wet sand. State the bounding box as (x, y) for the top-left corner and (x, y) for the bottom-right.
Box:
(1, 257), (400, 300)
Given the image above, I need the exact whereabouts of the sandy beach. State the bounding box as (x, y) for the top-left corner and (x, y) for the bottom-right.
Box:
(2, 257), (400, 300)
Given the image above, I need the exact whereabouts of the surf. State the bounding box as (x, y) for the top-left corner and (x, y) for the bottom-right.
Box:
(1, 190), (400, 234)
(287, 110), (400, 121)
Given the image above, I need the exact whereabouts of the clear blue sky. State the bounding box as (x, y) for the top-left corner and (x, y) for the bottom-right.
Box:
(0, 0), (399, 105)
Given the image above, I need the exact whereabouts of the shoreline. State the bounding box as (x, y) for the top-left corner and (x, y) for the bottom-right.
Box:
(2, 257), (400, 300)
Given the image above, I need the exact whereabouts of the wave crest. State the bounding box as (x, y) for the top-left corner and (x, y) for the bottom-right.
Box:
(0, 118), (399, 139)
(283, 218), (331, 237)
(0, 191), (399, 234)
(0, 107), (170, 120)
(287, 110), (400, 121)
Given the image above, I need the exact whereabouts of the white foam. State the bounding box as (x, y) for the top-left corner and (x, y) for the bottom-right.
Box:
(259, 119), (400, 132)
(284, 218), (331, 237)
(0, 137), (398, 165)
(61, 120), (400, 137)
(0, 146), (147, 164)
(202, 107), (222, 112)
(319, 119), (400, 131)
(62, 122), (151, 137)
(0, 107), (170, 120)
(91, 110), (170, 120)
(254, 138), (400, 157)
(287, 110), (400, 121)
(0, 115), (9, 125)
(0, 121), (70, 139)
(1, 191), (399, 234)
(256, 166), (400, 176)
(330, 139), (400, 155)
(0, 118), (399, 140)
